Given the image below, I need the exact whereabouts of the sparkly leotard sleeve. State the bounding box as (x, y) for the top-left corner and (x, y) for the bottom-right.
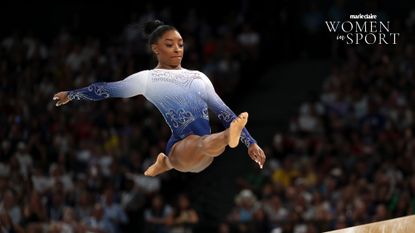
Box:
(198, 72), (256, 147)
(68, 71), (149, 100)
(67, 69), (256, 154)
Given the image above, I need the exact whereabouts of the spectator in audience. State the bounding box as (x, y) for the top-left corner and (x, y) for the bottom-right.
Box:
(171, 193), (199, 233)
(83, 203), (115, 233)
(101, 186), (128, 233)
(0, 189), (22, 226)
(144, 194), (174, 233)
(0, 212), (24, 233)
(21, 191), (48, 233)
(227, 189), (261, 232)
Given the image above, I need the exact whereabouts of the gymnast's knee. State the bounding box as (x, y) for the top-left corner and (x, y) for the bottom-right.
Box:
(197, 135), (209, 148)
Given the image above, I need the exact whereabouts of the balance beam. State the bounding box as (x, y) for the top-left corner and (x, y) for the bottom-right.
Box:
(325, 215), (415, 233)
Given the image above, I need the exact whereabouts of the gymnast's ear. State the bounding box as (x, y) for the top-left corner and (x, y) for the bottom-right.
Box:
(151, 44), (159, 55)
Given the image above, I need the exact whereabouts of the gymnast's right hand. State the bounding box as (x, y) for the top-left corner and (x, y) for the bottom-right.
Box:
(53, 91), (70, 107)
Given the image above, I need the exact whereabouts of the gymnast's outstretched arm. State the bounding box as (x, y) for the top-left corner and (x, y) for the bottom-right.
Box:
(200, 72), (265, 167)
(53, 71), (148, 106)
(200, 72), (256, 147)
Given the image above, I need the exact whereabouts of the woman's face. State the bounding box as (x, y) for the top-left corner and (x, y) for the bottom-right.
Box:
(152, 30), (184, 69)
(178, 195), (189, 209)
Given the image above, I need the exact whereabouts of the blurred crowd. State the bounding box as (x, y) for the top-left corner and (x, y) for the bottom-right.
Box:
(221, 14), (415, 233)
(1, 1), (415, 233)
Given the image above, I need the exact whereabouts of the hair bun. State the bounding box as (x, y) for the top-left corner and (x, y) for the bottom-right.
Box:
(144, 20), (165, 36)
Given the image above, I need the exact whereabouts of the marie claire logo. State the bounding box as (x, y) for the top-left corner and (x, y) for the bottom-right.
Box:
(325, 14), (400, 45)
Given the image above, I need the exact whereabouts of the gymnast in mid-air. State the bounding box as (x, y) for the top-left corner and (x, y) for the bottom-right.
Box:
(53, 20), (266, 176)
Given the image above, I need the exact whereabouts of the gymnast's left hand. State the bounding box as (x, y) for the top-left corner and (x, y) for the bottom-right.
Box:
(53, 91), (70, 107)
(248, 143), (266, 169)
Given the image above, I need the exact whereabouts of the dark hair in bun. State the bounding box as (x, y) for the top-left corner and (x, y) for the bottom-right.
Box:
(143, 20), (176, 45)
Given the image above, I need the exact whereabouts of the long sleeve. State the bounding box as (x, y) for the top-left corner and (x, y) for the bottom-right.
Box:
(68, 71), (148, 101)
(200, 72), (257, 147)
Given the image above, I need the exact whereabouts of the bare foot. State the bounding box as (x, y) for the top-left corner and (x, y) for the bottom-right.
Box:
(228, 112), (248, 148)
(144, 153), (171, 176)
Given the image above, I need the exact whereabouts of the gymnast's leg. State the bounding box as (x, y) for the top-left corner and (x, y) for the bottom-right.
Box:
(196, 112), (249, 157)
(144, 112), (248, 176)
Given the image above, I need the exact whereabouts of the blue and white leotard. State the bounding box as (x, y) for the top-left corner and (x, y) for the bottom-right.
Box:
(68, 69), (256, 154)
